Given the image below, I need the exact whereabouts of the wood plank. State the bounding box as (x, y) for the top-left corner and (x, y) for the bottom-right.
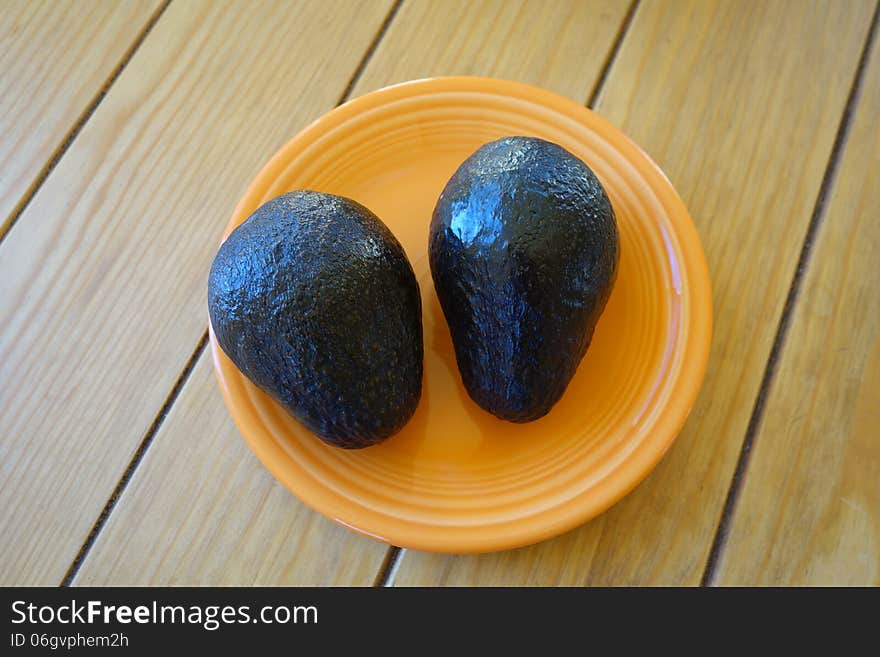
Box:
(0, 0), (394, 586)
(393, 0), (875, 585)
(0, 0), (162, 234)
(76, 358), (387, 585)
(352, 0), (630, 99)
(74, 0), (632, 584)
(717, 39), (880, 586)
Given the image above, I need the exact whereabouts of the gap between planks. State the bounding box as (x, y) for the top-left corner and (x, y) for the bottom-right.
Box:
(699, 0), (880, 587)
(586, 0), (640, 108)
(373, 547), (403, 587)
(0, 0), (172, 245)
(59, 0), (406, 587)
(60, 333), (209, 586)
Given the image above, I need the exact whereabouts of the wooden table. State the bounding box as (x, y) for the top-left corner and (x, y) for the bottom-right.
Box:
(1, 0), (878, 587)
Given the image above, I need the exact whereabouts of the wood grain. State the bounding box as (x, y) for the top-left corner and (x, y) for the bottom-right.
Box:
(352, 0), (631, 99)
(716, 39), (880, 586)
(0, 0), (394, 585)
(0, 0), (162, 234)
(75, 357), (387, 585)
(393, 0), (875, 585)
(75, 0), (632, 585)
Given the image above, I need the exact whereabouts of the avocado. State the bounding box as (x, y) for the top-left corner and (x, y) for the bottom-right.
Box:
(429, 136), (619, 422)
(208, 191), (423, 448)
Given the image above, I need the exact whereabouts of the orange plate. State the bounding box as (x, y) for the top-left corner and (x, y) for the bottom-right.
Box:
(209, 77), (712, 553)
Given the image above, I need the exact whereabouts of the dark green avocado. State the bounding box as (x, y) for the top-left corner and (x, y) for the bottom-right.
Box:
(208, 190), (423, 448)
(429, 136), (619, 422)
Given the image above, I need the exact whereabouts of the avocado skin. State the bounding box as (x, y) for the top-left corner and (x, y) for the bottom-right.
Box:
(208, 191), (423, 448)
(429, 136), (619, 422)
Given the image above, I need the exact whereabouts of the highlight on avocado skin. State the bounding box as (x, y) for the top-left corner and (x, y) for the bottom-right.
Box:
(208, 190), (423, 449)
(429, 136), (619, 423)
